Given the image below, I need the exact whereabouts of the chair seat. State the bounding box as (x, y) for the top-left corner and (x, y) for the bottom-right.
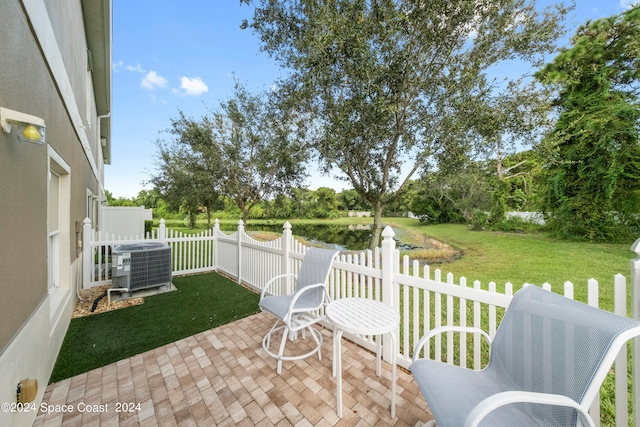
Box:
(259, 295), (294, 321)
(259, 294), (322, 322)
(411, 359), (576, 427)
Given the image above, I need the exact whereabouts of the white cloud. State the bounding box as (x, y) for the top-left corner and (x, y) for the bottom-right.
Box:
(113, 61), (147, 73)
(126, 63), (146, 73)
(620, 0), (638, 8)
(175, 76), (209, 96)
(141, 71), (168, 90)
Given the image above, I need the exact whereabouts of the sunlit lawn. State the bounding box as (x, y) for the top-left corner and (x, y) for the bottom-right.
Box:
(386, 218), (634, 312)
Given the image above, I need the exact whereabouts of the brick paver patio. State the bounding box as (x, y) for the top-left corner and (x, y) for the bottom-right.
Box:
(33, 311), (432, 426)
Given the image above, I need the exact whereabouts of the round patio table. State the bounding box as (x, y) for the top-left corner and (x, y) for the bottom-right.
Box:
(326, 297), (399, 419)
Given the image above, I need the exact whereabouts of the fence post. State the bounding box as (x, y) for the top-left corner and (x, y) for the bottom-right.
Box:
(213, 219), (219, 271)
(237, 220), (244, 284)
(282, 222), (292, 294)
(630, 238), (640, 427)
(158, 218), (166, 243)
(381, 226), (396, 306)
(381, 226), (396, 362)
(82, 217), (92, 289)
(614, 274), (629, 427)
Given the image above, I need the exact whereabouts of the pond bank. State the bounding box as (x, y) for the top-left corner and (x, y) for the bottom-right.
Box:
(241, 219), (462, 264)
(160, 217), (463, 263)
(389, 225), (462, 264)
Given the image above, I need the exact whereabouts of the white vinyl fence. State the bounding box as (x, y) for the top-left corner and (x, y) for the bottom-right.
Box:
(82, 218), (640, 427)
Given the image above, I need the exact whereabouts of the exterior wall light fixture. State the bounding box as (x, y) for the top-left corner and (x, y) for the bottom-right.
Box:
(0, 107), (46, 144)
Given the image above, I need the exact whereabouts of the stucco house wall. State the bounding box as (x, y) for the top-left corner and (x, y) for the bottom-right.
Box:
(0, 1), (111, 425)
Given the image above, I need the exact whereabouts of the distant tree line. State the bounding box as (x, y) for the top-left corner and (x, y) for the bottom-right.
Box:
(104, 187), (369, 222)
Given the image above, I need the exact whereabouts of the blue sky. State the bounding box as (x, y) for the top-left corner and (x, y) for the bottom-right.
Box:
(106, 0), (637, 199)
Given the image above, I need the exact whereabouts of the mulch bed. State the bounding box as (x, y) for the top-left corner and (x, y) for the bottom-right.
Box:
(72, 284), (143, 318)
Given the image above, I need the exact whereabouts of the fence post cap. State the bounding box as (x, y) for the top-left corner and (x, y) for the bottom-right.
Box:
(631, 237), (640, 254)
(283, 221), (292, 230)
(382, 226), (395, 238)
(83, 217), (92, 225)
(160, 218), (165, 224)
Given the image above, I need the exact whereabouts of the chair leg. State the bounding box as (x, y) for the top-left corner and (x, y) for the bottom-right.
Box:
(276, 325), (290, 375)
(306, 325), (322, 361)
(264, 319), (280, 352)
(262, 318), (323, 374)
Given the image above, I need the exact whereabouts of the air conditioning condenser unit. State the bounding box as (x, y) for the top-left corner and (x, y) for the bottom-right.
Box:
(111, 242), (171, 295)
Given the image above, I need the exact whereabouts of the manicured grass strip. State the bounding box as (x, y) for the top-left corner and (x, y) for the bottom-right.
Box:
(50, 272), (259, 383)
(386, 219), (633, 311)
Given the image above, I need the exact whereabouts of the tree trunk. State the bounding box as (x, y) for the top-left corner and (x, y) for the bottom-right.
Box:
(238, 199), (250, 224)
(369, 204), (384, 251)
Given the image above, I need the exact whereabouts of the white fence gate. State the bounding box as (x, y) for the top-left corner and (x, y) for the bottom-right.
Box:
(82, 218), (640, 426)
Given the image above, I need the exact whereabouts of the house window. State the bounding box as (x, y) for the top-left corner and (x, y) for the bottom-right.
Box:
(48, 146), (71, 295)
(48, 171), (60, 294)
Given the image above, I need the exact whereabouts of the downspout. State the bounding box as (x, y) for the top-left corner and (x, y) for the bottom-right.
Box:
(96, 112), (110, 231)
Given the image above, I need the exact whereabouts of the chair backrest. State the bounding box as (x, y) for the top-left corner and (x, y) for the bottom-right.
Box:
(293, 247), (339, 309)
(488, 285), (640, 416)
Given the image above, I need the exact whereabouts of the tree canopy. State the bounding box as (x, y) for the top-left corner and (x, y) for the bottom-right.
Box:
(242, 0), (570, 248)
(536, 5), (640, 241)
(149, 82), (310, 224)
(149, 115), (223, 227)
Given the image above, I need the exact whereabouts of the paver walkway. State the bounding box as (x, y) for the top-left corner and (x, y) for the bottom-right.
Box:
(34, 311), (431, 426)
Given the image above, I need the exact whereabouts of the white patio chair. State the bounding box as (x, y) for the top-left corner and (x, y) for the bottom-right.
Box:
(410, 285), (640, 427)
(259, 247), (339, 374)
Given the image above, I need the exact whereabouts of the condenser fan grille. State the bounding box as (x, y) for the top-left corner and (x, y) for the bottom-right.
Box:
(112, 243), (171, 291)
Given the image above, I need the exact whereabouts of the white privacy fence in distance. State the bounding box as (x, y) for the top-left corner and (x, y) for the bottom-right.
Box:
(82, 218), (639, 427)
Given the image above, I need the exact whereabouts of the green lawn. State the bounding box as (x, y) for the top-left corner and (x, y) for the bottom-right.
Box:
(386, 219), (635, 312)
(50, 272), (260, 383)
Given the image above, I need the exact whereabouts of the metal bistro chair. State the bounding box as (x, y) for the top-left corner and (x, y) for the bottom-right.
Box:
(259, 247), (339, 374)
(410, 285), (640, 427)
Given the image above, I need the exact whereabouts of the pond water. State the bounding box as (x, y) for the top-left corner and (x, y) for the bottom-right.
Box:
(218, 222), (420, 252)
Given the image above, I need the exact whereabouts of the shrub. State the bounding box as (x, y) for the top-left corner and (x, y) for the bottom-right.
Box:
(468, 209), (489, 231)
(144, 220), (153, 236)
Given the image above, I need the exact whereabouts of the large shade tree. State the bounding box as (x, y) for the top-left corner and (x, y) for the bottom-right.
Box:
(536, 5), (640, 241)
(209, 82), (310, 221)
(151, 82), (310, 223)
(241, 0), (570, 249)
(150, 123), (223, 228)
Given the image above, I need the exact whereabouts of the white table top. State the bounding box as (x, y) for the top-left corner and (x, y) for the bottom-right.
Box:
(326, 298), (399, 336)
